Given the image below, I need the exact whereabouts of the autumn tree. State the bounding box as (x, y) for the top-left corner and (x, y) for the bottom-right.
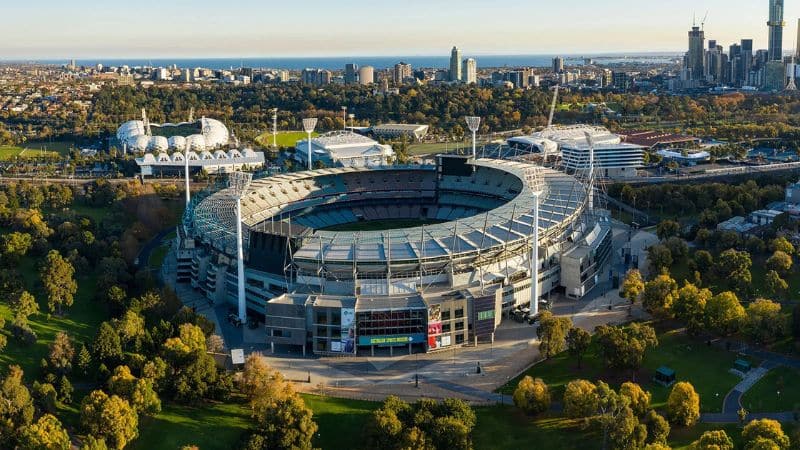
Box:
(666, 381), (700, 426)
(745, 299), (788, 344)
(563, 379), (599, 418)
(692, 429), (734, 450)
(672, 282), (711, 335)
(18, 413), (70, 450)
(620, 269), (645, 304)
(80, 390), (138, 450)
(766, 250), (793, 275)
(512, 376), (550, 416)
(0, 365), (35, 448)
(107, 365), (161, 416)
(11, 290), (39, 324)
(48, 331), (75, 375)
(619, 381), (651, 417)
(704, 291), (746, 336)
(566, 327), (592, 368)
(40, 250), (77, 314)
(536, 311), (572, 359)
(642, 273), (678, 319)
(741, 418), (789, 450)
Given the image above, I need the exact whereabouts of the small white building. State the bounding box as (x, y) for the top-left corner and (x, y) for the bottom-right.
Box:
(295, 131), (395, 168)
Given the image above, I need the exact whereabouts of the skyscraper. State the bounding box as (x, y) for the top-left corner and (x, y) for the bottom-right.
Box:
(393, 62), (412, 85)
(552, 57), (564, 74)
(741, 39), (754, 85)
(450, 47), (462, 82)
(687, 26), (705, 80)
(344, 63), (358, 84)
(358, 66), (374, 86)
(463, 58), (477, 84)
(796, 18), (800, 61)
(768, 0), (785, 61)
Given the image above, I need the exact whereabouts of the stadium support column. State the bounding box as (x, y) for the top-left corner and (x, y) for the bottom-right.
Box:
(230, 172), (253, 324)
(531, 191), (539, 316)
(302, 118), (318, 171)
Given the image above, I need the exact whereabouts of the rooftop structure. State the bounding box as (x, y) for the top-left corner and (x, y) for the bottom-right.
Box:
(116, 114), (229, 153)
(135, 148), (265, 177)
(618, 130), (701, 149)
(294, 131), (395, 168)
(370, 123), (430, 141)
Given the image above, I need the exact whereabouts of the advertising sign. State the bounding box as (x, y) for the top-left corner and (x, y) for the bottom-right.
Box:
(340, 308), (356, 353)
(427, 304), (442, 349)
(358, 333), (425, 346)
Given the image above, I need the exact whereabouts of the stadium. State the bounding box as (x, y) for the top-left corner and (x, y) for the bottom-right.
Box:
(179, 156), (612, 356)
(116, 111), (230, 153)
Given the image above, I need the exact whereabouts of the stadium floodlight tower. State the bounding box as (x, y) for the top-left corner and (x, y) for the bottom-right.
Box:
(183, 144), (191, 206)
(230, 171), (253, 324)
(524, 165), (546, 316)
(341, 106), (348, 131)
(465, 116), (481, 159)
(270, 108), (278, 148)
(302, 118), (318, 170)
(583, 131), (595, 211)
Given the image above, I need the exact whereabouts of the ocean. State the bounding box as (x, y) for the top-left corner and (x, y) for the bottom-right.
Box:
(31, 54), (680, 71)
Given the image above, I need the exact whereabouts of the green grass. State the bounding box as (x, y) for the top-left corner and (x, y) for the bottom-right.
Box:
(742, 366), (800, 413)
(149, 245), (169, 270)
(0, 145), (60, 160)
(473, 406), (594, 450)
(407, 142), (465, 156)
(498, 327), (745, 413)
(130, 400), (252, 450)
(255, 131), (318, 148)
(0, 256), (104, 377)
(320, 218), (446, 232)
(302, 394), (378, 449)
(22, 139), (77, 155)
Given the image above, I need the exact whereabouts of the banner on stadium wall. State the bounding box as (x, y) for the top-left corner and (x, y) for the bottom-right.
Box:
(340, 308), (356, 354)
(427, 304), (442, 349)
(358, 333), (425, 346)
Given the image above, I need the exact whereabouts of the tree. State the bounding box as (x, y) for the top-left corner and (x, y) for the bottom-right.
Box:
(80, 436), (109, 450)
(108, 365), (161, 416)
(765, 270), (789, 298)
(76, 344), (92, 376)
(40, 250), (77, 315)
(673, 282), (711, 335)
(48, 331), (75, 375)
(657, 220), (680, 240)
(115, 311), (145, 350)
(645, 410), (670, 445)
(512, 376), (551, 415)
(595, 323), (658, 378)
(536, 311), (572, 359)
(741, 419), (789, 450)
(770, 236), (795, 255)
(566, 327), (592, 368)
(642, 273), (678, 319)
(694, 250), (714, 275)
(92, 322), (122, 364)
(80, 390), (138, 450)
(665, 237), (689, 260)
(766, 251), (793, 275)
(0, 366), (36, 448)
(58, 375), (73, 404)
(705, 291), (746, 336)
(745, 299), (788, 344)
(620, 269), (645, 304)
(249, 393), (318, 450)
(1, 232), (33, 264)
(241, 354), (285, 401)
(692, 429), (734, 450)
(647, 245), (673, 274)
(594, 382), (645, 450)
(18, 413), (70, 450)
(666, 381), (700, 426)
(714, 249), (752, 293)
(619, 382), (651, 417)
(11, 290), (39, 324)
(563, 379), (599, 418)
(206, 334), (225, 353)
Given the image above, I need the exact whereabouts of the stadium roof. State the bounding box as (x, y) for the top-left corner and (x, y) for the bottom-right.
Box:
(617, 130), (700, 148)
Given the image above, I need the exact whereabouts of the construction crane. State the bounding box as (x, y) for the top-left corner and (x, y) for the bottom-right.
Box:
(547, 84), (560, 129)
(700, 11), (708, 30)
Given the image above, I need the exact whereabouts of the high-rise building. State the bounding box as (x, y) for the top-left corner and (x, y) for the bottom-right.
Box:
(393, 62), (412, 85)
(345, 64), (358, 84)
(687, 26), (705, 80)
(552, 56), (564, 74)
(741, 39), (754, 84)
(301, 69), (332, 86)
(463, 58), (477, 84)
(358, 66), (374, 86)
(796, 18), (800, 61)
(706, 45), (724, 83)
(450, 47), (462, 82)
(768, 0), (785, 61)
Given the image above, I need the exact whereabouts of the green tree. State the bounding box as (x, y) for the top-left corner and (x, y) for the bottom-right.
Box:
(58, 375), (73, 404)
(619, 382), (651, 417)
(80, 436), (108, 450)
(596, 323), (658, 379)
(714, 249), (752, 293)
(741, 419), (789, 450)
(745, 299), (788, 344)
(536, 311), (572, 359)
(11, 290), (39, 324)
(673, 282), (711, 335)
(48, 331), (75, 375)
(642, 273), (678, 319)
(18, 413), (70, 450)
(1, 231), (33, 264)
(0, 366), (36, 448)
(666, 381), (700, 426)
(108, 365), (161, 416)
(766, 251), (793, 275)
(645, 410), (670, 445)
(563, 379), (599, 418)
(566, 327), (592, 368)
(694, 250), (714, 275)
(39, 250), (77, 314)
(76, 344), (92, 376)
(115, 311), (145, 350)
(92, 322), (122, 364)
(80, 390), (138, 450)
(647, 244), (673, 274)
(692, 429), (734, 450)
(657, 220), (680, 240)
(620, 269), (645, 304)
(249, 393), (318, 450)
(770, 237), (795, 255)
(512, 376), (551, 415)
(765, 270), (789, 298)
(705, 291), (746, 336)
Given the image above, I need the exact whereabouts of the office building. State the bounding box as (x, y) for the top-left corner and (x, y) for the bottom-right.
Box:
(450, 46), (462, 82)
(764, 60), (786, 90)
(612, 71), (631, 90)
(345, 63), (358, 84)
(301, 69), (332, 86)
(463, 58), (477, 84)
(393, 62), (412, 85)
(740, 39), (754, 84)
(358, 66), (374, 85)
(552, 56), (564, 74)
(687, 26), (705, 80)
(768, 0), (785, 61)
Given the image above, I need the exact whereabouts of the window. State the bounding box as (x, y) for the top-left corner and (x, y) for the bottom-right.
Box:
(454, 308), (464, 319)
(272, 329), (283, 338)
(455, 321), (464, 331)
(442, 323), (451, 333)
(477, 310), (495, 321)
(441, 310), (451, 321)
(455, 334), (465, 344)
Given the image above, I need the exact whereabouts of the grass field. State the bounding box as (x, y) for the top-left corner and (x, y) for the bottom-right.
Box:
(407, 142), (467, 156)
(255, 131), (318, 148)
(497, 327), (745, 413)
(0, 145), (60, 160)
(320, 218), (446, 232)
(741, 366), (800, 413)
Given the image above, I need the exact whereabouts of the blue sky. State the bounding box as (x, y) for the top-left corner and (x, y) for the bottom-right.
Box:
(3, 0), (798, 58)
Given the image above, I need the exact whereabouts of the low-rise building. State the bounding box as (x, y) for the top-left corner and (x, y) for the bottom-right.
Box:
(295, 131), (395, 168)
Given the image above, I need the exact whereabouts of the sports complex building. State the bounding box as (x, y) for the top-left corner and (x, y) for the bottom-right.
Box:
(178, 156), (611, 356)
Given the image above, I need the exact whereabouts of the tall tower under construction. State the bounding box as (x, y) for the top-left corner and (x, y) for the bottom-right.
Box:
(768, 0), (785, 61)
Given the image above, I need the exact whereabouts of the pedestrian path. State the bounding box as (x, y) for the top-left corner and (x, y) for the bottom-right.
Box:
(721, 366), (768, 414)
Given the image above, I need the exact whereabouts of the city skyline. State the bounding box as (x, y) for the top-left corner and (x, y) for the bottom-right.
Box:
(3, 0), (800, 58)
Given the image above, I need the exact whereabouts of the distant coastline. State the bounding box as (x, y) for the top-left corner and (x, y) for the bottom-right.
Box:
(5, 53), (681, 70)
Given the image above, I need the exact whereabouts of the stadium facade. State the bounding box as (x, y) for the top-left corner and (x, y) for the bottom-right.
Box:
(178, 156), (611, 355)
(294, 131), (395, 168)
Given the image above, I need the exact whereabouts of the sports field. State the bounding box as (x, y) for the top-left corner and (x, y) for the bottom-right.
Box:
(0, 145), (60, 160)
(255, 131), (318, 148)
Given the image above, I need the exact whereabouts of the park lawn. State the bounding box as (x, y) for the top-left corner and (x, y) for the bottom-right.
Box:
(473, 406), (594, 450)
(149, 244), (169, 270)
(741, 366), (800, 413)
(0, 145), (60, 160)
(62, 204), (116, 224)
(302, 394), (378, 449)
(0, 255), (104, 378)
(497, 327), (744, 413)
(256, 131), (317, 148)
(130, 400), (252, 450)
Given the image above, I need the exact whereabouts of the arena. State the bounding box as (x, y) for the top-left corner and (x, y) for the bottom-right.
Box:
(179, 156), (612, 355)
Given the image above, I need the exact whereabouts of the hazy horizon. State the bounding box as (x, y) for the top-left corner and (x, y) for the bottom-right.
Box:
(3, 0), (798, 59)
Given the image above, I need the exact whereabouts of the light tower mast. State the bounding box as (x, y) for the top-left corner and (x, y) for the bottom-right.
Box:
(271, 108), (278, 148)
(302, 118), (318, 170)
(230, 171), (253, 323)
(584, 132), (595, 212)
(465, 116), (481, 159)
(524, 166), (545, 316)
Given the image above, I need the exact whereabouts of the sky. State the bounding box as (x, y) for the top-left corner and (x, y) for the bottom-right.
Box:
(3, 0), (799, 58)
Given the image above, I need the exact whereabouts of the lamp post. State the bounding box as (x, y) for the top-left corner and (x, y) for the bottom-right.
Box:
(348, 113), (355, 129)
(271, 108), (278, 149)
(230, 171), (253, 324)
(465, 116), (481, 159)
(302, 118), (318, 171)
(524, 166), (545, 316)
(341, 106), (347, 131)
